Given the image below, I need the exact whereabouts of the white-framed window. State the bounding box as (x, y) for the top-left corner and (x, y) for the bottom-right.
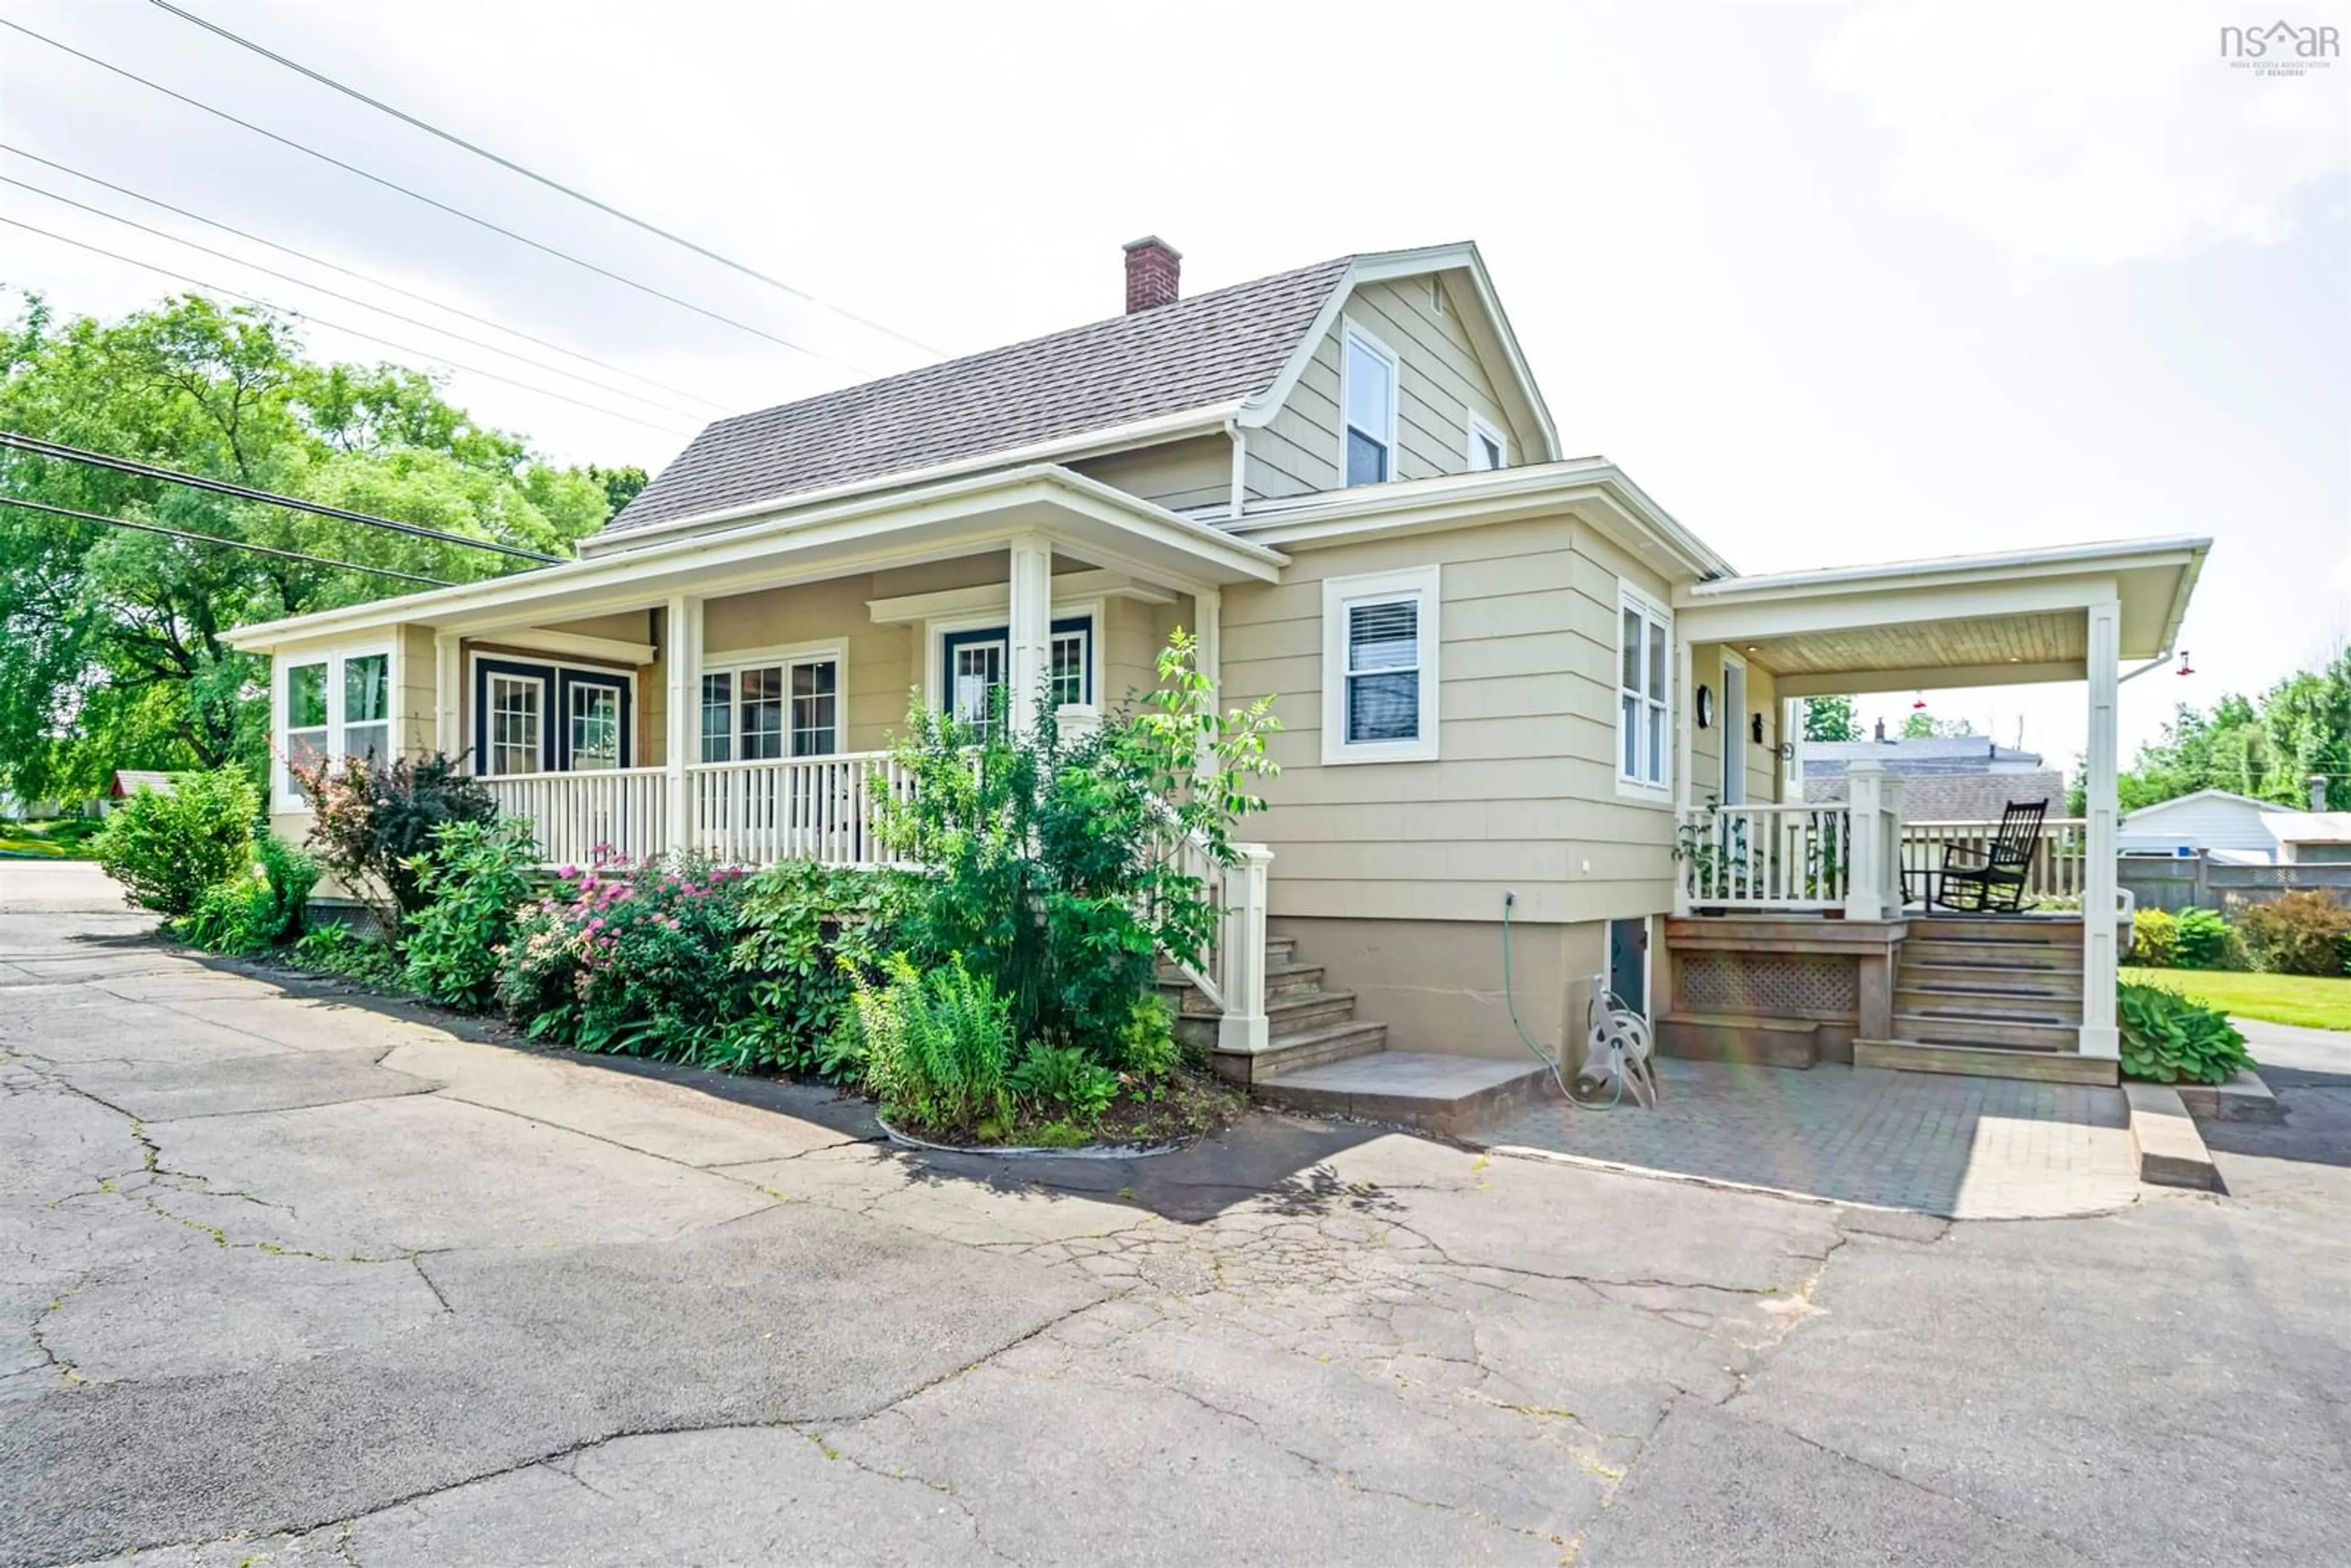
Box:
(568, 683), (621, 771)
(1049, 623), (1090, 709)
(276, 643), (395, 809)
(488, 673), (544, 776)
(921, 607), (1100, 727)
(1617, 585), (1671, 797)
(1341, 322), (1399, 487)
(1467, 413), (1507, 472)
(700, 645), (844, 762)
(1321, 566), (1440, 765)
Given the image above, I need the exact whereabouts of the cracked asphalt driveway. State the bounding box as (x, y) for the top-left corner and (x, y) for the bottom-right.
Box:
(4, 869), (2347, 1566)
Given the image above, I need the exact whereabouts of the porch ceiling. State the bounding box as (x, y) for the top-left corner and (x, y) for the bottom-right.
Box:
(1676, 536), (2207, 697)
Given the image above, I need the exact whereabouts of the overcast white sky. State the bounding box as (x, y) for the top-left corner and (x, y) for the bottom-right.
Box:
(3, 0), (2345, 765)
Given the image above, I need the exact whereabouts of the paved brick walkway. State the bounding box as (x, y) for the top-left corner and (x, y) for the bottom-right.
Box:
(1475, 1058), (2139, 1218)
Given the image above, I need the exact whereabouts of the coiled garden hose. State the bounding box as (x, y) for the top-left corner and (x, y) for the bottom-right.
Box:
(1501, 890), (1625, 1111)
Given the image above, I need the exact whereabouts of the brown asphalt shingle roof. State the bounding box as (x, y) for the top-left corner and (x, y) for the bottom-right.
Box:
(596, 255), (1353, 539)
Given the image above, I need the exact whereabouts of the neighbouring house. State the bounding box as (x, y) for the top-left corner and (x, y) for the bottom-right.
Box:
(2265, 812), (2351, 866)
(1799, 737), (2064, 822)
(2118, 789), (2287, 861)
(226, 236), (2208, 1101)
(107, 771), (178, 811)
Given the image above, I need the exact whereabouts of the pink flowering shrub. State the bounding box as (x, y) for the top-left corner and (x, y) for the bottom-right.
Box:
(493, 848), (751, 1057)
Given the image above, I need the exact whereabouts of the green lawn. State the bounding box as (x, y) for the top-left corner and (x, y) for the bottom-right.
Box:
(2122, 966), (2351, 1032)
(0, 817), (105, 860)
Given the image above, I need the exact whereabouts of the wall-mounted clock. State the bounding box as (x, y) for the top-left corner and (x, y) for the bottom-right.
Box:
(1695, 685), (1714, 729)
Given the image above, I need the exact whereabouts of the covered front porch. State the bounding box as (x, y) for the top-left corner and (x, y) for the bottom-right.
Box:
(1659, 538), (2206, 1075)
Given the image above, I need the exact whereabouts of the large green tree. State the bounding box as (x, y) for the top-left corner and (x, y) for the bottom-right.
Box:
(1801, 694), (1857, 742)
(0, 293), (619, 800)
(2118, 651), (2351, 811)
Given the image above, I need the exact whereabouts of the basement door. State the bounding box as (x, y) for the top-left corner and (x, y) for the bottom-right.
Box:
(1607, 918), (1649, 1018)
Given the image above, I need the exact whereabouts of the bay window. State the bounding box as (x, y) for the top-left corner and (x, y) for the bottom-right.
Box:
(276, 644), (393, 808)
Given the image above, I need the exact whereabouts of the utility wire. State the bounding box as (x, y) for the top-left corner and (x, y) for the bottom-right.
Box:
(1, 174), (714, 423)
(1, 145), (735, 418)
(0, 493), (453, 586)
(0, 18), (883, 375)
(0, 216), (699, 439)
(1, 432), (564, 564)
(148, 0), (945, 360)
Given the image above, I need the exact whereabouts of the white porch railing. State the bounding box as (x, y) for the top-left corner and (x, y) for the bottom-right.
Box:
(1899, 817), (2087, 903)
(684, 752), (912, 868)
(1680, 804), (1854, 911)
(479, 767), (668, 870)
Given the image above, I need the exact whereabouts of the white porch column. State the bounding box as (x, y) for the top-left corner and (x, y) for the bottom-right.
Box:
(1673, 633), (1695, 915)
(664, 595), (700, 857)
(433, 631), (461, 760)
(2080, 598), (2123, 1057)
(1194, 585), (1221, 773)
(1006, 536), (1052, 737)
(1843, 760), (1901, 921)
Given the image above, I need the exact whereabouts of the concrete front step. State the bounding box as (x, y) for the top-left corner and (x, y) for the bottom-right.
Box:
(1251, 1050), (1553, 1136)
(1226, 1019), (1391, 1082)
(1857, 1037), (2119, 1086)
(1892, 1012), (2080, 1052)
(1895, 986), (2083, 1026)
(1902, 938), (2081, 971)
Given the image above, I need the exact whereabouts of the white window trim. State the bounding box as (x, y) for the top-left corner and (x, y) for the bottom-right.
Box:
(1615, 583), (1673, 803)
(920, 599), (1104, 719)
(1321, 565), (1440, 765)
(272, 640), (396, 812)
(1466, 411), (1508, 471)
(698, 639), (849, 760)
(1338, 318), (1401, 487)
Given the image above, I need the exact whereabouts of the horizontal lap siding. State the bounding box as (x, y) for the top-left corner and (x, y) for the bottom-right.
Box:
(1342, 278), (1520, 481)
(1222, 516), (1679, 926)
(1689, 644), (1789, 808)
(1073, 436), (1231, 514)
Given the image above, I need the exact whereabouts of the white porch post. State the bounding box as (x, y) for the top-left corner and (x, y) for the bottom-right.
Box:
(1673, 633), (1695, 915)
(1007, 536), (1052, 737)
(2080, 598), (2122, 1057)
(1194, 585), (1221, 773)
(664, 595), (700, 857)
(433, 631), (461, 760)
(1843, 760), (1894, 920)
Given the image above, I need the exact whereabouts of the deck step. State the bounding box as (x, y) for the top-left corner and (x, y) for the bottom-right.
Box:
(1898, 961), (2082, 999)
(1262, 987), (1361, 1035)
(1904, 918), (2083, 946)
(1253, 1050), (1552, 1136)
(1901, 938), (2080, 971)
(1265, 961), (1325, 999)
(1264, 936), (1297, 966)
(1892, 1012), (2080, 1052)
(1243, 1019), (1390, 1081)
(1655, 1011), (1819, 1069)
(1856, 1038), (2118, 1086)
(1895, 986), (2083, 1026)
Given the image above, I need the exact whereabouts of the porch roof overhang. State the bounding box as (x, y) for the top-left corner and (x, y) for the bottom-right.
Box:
(224, 465), (1287, 653)
(1672, 536), (2208, 697)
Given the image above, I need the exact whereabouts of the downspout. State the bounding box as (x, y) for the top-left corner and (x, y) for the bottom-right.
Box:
(1224, 417), (1246, 522)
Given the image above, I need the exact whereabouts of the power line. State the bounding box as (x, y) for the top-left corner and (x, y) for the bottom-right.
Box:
(1, 173), (715, 423)
(1, 432), (564, 564)
(0, 18), (883, 376)
(147, 0), (945, 361)
(0, 145), (736, 418)
(0, 493), (452, 585)
(0, 216), (700, 439)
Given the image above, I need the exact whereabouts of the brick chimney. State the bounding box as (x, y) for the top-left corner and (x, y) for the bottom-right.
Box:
(1122, 236), (1181, 313)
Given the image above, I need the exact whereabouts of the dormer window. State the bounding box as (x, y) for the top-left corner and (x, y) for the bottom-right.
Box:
(1343, 324), (1398, 486)
(1468, 413), (1507, 472)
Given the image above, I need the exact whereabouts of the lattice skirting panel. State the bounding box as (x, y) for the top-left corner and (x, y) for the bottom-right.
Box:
(1676, 949), (1859, 1019)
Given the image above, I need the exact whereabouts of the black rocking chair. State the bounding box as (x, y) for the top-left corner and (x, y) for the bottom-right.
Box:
(1934, 799), (2047, 913)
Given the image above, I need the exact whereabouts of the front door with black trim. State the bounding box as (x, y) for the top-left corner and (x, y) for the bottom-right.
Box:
(474, 657), (632, 774)
(941, 615), (1092, 726)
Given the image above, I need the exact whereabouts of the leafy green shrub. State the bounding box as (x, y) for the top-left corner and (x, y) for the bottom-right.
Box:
(293, 921), (402, 983)
(2172, 907), (2239, 970)
(292, 753), (494, 931)
(178, 833), (317, 954)
(1117, 994), (1181, 1078)
(845, 953), (1014, 1135)
(400, 820), (541, 1010)
(718, 861), (915, 1075)
(494, 853), (748, 1058)
(874, 631), (1277, 1068)
(1008, 1043), (1120, 1123)
(2232, 891), (2351, 977)
(94, 767), (259, 917)
(2129, 907), (2179, 967)
(2118, 981), (2252, 1086)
